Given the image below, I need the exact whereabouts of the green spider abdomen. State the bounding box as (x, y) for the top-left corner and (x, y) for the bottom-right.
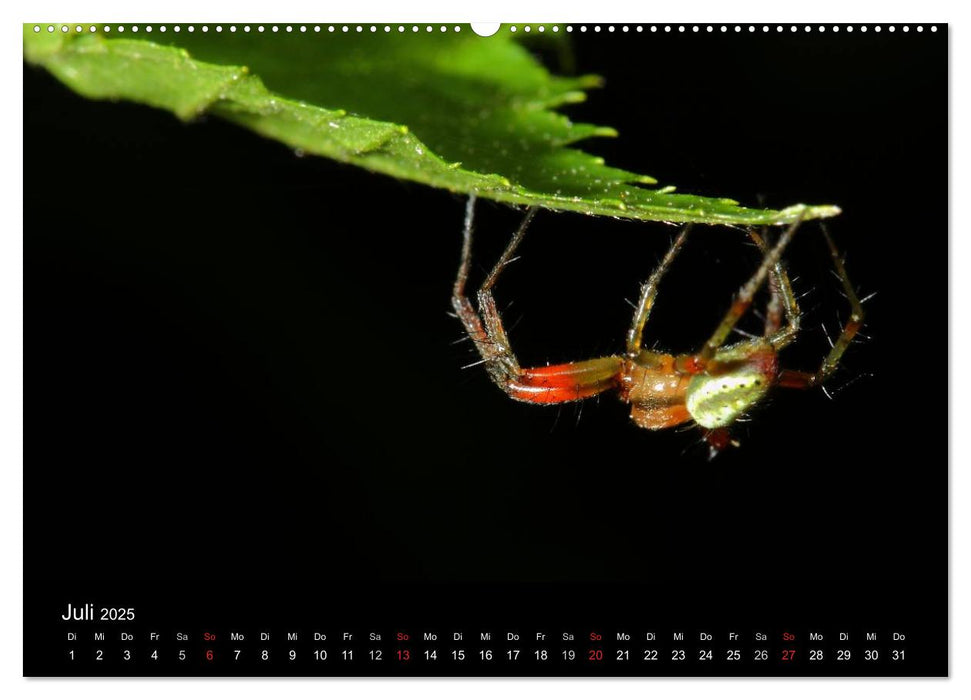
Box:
(685, 366), (773, 429)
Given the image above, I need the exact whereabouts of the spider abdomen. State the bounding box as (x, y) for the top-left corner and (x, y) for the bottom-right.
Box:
(685, 365), (774, 429)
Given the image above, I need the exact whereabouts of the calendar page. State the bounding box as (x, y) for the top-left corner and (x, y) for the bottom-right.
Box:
(23, 20), (947, 677)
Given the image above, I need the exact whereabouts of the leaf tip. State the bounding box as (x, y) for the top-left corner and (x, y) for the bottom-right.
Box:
(578, 74), (605, 90)
(592, 126), (618, 138)
(777, 203), (842, 222)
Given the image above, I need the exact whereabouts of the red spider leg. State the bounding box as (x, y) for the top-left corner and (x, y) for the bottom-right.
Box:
(699, 212), (805, 362)
(777, 226), (864, 389)
(451, 197), (623, 404)
(510, 360), (625, 404)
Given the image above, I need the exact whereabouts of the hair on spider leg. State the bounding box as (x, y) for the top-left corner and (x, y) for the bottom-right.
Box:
(828, 267), (849, 284)
(500, 254), (525, 272)
(452, 331), (502, 352)
(791, 277), (813, 301)
(496, 298), (527, 334)
(731, 327), (761, 340)
(505, 311), (527, 337)
(796, 290), (815, 305)
(828, 371), (875, 398)
(460, 357), (491, 371)
(802, 300), (823, 319)
(498, 296), (517, 314)
(820, 321), (836, 349)
(832, 282), (868, 309)
(741, 235), (766, 251)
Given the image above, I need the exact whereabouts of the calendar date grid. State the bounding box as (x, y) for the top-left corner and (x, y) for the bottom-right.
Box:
(60, 627), (911, 671)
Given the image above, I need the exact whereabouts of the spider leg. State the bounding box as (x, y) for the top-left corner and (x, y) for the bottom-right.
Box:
(452, 195), (532, 382)
(452, 195), (506, 373)
(700, 212), (804, 361)
(778, 226), (864, 388)
(748, 228), (801, 349)
(625, 225), (692, 357)
(451, 196), (622, 404)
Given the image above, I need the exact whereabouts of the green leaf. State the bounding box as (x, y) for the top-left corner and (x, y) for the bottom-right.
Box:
(23, 24), (840, 225)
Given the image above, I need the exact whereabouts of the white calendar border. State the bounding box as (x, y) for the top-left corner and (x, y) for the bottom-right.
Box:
(2, 0), (963, 698)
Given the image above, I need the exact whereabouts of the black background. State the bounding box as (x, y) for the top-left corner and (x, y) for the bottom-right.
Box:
(25, 25), (947, 675)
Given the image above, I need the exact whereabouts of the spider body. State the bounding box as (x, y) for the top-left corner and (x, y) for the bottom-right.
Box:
(452, 196), (863, 455)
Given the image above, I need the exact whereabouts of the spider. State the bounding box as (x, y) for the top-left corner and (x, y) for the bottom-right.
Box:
(451, 195), (865, 456)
